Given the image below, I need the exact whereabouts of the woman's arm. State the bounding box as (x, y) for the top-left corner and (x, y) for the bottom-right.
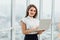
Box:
(21, 21), (36, 34)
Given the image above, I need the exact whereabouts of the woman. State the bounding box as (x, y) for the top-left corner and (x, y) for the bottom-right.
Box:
(20, 4), (45, 40)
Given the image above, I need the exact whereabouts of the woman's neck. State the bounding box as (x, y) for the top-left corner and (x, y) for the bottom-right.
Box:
(28, 16), (33, 18)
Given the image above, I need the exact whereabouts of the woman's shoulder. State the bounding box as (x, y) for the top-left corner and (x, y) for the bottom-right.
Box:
(20, 17), (27, 23)
(21, 17), (26, 20)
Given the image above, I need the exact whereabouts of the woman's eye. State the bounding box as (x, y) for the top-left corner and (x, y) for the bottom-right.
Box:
(34, 10), (36, 12)
(30, 10), (33, 11)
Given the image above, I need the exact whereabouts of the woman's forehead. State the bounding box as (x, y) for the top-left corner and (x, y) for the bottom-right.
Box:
(29, 7), (36, 10)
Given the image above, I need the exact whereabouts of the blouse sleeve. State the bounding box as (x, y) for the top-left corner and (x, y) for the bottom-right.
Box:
(21, 18), (26, 23)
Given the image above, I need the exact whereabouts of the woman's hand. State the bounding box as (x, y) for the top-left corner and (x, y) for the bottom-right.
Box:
(31, 26), (38, 31)
(37, 30), (45, 34)
(30, 26), (39, 32)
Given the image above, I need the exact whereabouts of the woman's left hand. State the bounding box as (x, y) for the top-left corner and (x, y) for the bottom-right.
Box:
(37, 30), (45, 34)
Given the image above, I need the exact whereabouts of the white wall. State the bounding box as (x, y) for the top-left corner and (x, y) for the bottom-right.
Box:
(0, 0), (11, 40)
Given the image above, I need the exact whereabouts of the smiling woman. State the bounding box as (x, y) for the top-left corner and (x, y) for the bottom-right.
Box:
(20, 4), (45, 40)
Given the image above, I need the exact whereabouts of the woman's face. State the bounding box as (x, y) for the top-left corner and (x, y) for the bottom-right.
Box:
(28, 7), (36, 17)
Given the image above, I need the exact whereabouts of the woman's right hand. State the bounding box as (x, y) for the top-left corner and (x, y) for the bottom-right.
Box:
(31, 26), (39, 32)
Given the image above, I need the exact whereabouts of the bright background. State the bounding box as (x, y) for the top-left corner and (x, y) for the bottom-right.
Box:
(0, 0), (60, 40)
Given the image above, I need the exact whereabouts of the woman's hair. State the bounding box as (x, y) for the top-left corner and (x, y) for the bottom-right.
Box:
(25, 4), (38, 18)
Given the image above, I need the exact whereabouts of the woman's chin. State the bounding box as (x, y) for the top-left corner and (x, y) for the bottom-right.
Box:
(29, 14), (34, 17)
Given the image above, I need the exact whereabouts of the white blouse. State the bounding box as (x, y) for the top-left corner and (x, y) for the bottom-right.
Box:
(21, 16), (40, 34)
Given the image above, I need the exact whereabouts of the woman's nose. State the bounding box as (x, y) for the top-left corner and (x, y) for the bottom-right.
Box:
(31, 11), (35, 13)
